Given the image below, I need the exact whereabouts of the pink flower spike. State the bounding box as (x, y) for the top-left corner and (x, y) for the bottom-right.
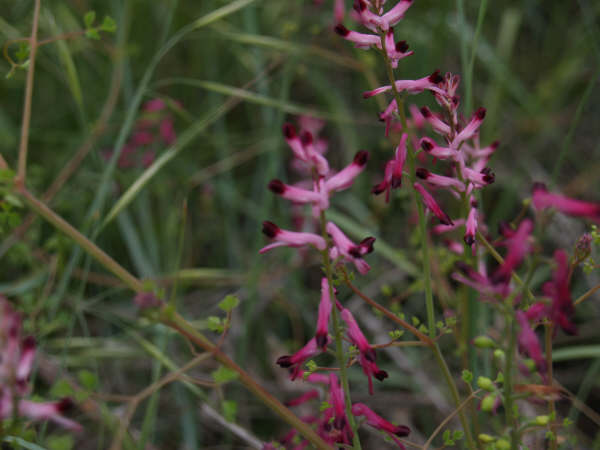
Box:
(372, 133), (407, 200)
(464, 207), (478, 246)
(276, 338), (325, 380)
(334, 24), (381, 49)
(363, 71), (445, 98)
(413, 183), (454, 225)
(282, 123), (307, 161)
(516, 311), (547, 376)
(260, 221), (327, 253)
(416, 168), (465, 191)
(453, 107), (486, 146)
(420, 106), (451, 136)
(315, 278), (333, 349)
(18, 398), (82, 431)
(352, 403), (410, 448)
(532, 183), (600, 220)
(325, 151), (369, 193)
(268, 179), (328, 209)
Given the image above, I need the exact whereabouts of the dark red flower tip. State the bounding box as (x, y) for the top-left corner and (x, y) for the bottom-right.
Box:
(395, 40), (409, 53)
(481, 167), (495, 184)
(334, 24), (350, 36)
(532, 181), (547, 193)
(470, 198), (479, 208)
(315, 332), (328, 349)
(415, 168), (430, 179)
(349, 246), (362, 258)
(374, 370), (388, 381)
(57, 398), (75, 413)
(353, 0), (367, 12)
(428, 70), (443, 84)
(391, 174), (402, 189)
(353, 150), (369, 166)
(451, 96), (460, 107)
(498, 221), (513, 237)
(268, 179), (286, 194)
(372, 183), (386, 195)
(420, 139), (434, 151)
(439, 214), (454, 226)
(464, 235), (475, 246)
(394, 425), (411, 437)
(455, 261), (472, 276)
(9, 323), (19, 339)
(282, 123), (296, 139)
(276, 355), (293, 368)
(262, 221), (280, 238)
(360, 237), (376, 253)
(420, 106), (432, 118)
(334, 416), (347, 430)
(475, 107), (486, 120)
(22, 335), (36, 350)
(491, 140), (500, 149)
(300, 130), (313, 146)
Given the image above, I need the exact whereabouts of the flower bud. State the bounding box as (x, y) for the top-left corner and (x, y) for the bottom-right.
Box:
(496, 438), (510, 450)
(535, 415), (550, 426)
(477, 376), (494, 392)
(478, 434), (495, 443)
(473, 336), (496, 349)
(480, 393), (496, 412)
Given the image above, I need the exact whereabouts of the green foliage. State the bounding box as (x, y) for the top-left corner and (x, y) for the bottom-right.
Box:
(218, 294), (240, 312)
(461, 369), (473, 384)
(46, 435), (74, 450)
(211, 366), (239, 384)
(222, 400), (237, 422)
(83, 11), (96, 28)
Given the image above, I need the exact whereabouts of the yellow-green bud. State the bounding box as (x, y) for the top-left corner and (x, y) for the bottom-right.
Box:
(535, 415), (550, 426)
(480, 394), (496, 412)
(473, 336), (496, 348)
(477, 376), (495, 391)
(478, 434), (495, 443)
(496, 438), (510, 449)
(493, 349), (505, 361)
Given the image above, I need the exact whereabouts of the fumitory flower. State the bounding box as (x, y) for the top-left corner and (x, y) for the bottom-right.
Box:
(260, 221), (326, 254)
(326, 221), (376, 274)
(352, 403), (410, 448)
(532, 182), (600, 221)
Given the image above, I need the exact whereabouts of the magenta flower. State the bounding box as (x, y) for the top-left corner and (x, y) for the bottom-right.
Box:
(352, 403), (410, 448)
(260, 221), (327, 254)
(416, 168), (465, 191)
(543, 250), (577, 335)
(17, 399), (81, 431)
(452, 107), (486, 147)
(464, 206), (478, 246)
(328, 373), (350, 433)
(324, 151), (370, 194)
(285, 389), (320, 407)
(413, 182), (453, 225)
(276, 338), (325, 381)
(516, 311), (547, 377)
(419, 137), (457, 160)
(334, 24), (381, 48)
(326, 221), (375, 274)
(340, 308), (388, 394)
(268, 179), (328, 210)
(354, 0), (414, 32)
(491, 219), (533, 284)
(363, 70), (445, 98)
(315, 278), (333, 348)
(372, 133), (408, 201)
(282, 124), (330, 176)
(532, 182), (600, 221)
(420, 106), (451, 136)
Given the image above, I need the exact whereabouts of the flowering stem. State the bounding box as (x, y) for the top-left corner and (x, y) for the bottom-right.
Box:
(319, 210), (362, 449)
(574, 283), (600, 306)
(504, 312), (518, 449)
(378, 33), (476, 450)
(545, 322), (558, 449)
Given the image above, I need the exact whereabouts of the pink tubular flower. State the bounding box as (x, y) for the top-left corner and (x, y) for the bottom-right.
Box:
(416, 168), (465, 191)
(452, 107), (486, 147)
(354, 0), (414, 31)
(543, 250), (577, 335)
(268, 179), (328, 210)
(285, 390), (320, 407)
(324, 151), (369, 193)
(282, 123), (307, 161)
(326, 221), (375, 274)
(532, 183), (600, 221)
(18, 399), (82, 431)
(363, 70), (445, 98)
(334, 24), (381, 48)
(328, 373), (350, 434)
(419, 137), (457, 160)
(516, 311), (547, 377)
(352, 403), (410, 448)
(491, 219), (533, 284)
(260, 221), (327, 254)
(276, 338), (324, 381)
(462, 167), (495, 187)
(372, 133), (408, 201)
(315, 278), (333, 349)
(464, 206), (478, 246)
(413, 182), (453, 225)
(420, 106), (451, 136)
(340, 308), (388, 394)
(384, 29), (413, 68)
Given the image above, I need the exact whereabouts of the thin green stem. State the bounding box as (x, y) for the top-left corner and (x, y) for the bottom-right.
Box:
(574, 283), (600, 306)
(465, 0), (488, 115)
(320, 211), (362, 449)
(546, 323), (558, 450)
(504, 313), (517, 449)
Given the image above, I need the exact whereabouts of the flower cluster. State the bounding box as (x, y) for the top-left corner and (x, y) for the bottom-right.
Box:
(104, 98), (177, 169)
(0, 296), (81, 431)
